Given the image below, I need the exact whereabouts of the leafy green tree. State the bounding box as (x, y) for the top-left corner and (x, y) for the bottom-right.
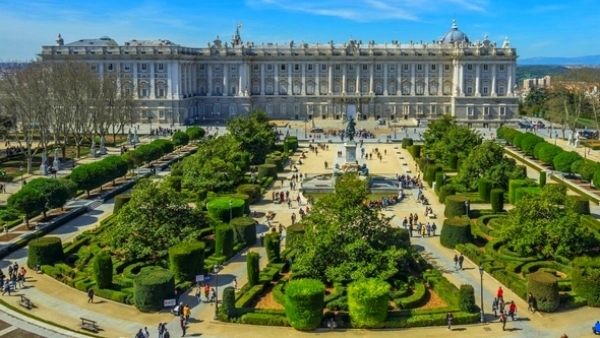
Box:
(186, 126), (205, 140)
(172, 131), (190, 147)
(538, 144), (564, 165)
(25, 178), (77, 217)
(427, 125), (482, 165)
(293, 174), (411, 284)
(524, 87), (549, 110)
(422, 114), (455, 151)
(499, 186), (595, 259)
(70, 162), (105, 197)
(553, 151), (582, 174)
(456, 140), (525, 191)
(227, 111), (276, 165)
(7, 188), (46, 226)
(577, 161), (600, 181)
(103, 179), (211, 262)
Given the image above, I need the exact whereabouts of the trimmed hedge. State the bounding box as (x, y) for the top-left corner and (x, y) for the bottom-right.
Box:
(230, 217), (257, 247)
(410, 145), (422, 159)
(27, 237), (64, 268)
(258, 164), (278, 179)
(490, 189), (504, 213)
(264, 233), (281, 263)
(225, 194), (251, 215)
(394, 283), (427, 309)
(284, 278), (325, 331)
(438, 185), (456, 204)
(459, 284), (478, 313)
(266, 156), (285, 172)
(215, 224), (235, 258)
(478, 179), (492, 202)
(222, 286), (236, 317)
(572, 256), (600, 307)
(539, 171), (547, 187)
(570, 196), (591, 215)
(435, 172), (444, 193)
(425, 165), (442, 188)
(207, 197), (245, 222)
(444, 195), (469, 218)
(286, 223), (305, 250)
(402, 138), (414, 149)
(113, 194), (131, 214)
(168, 241), (205, 282)
(236, 184), (261, 204)
(448, 154), (459, 171)
(514, 187), (542, 203)
(527, 271), (560, 312)
(133, 268), (175, 312)
(521, 133), (545, 156)
(92, 251), (113, 289)
(347, 278), (390, 328)
(440, 216), (473, 249)
(247, 252), (260, 287)
(508, 179), (534, 204)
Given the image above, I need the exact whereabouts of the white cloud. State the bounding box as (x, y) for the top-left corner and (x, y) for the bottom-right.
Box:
(249, 0), (486, 22)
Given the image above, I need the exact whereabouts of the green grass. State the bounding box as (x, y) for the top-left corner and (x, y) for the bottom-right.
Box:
(577, 118), (597, 128)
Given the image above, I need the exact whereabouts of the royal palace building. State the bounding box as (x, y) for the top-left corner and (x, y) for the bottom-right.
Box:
(40, 20), (518, 126)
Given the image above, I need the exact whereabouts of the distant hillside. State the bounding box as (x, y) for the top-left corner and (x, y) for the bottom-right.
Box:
(519, 55), (600, 66)
(516, 65), (569, 83)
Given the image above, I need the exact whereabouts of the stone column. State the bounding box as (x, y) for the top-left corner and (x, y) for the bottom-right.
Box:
(192, 64), (197, 95)
(383, 63), (388, 95)
(275, 63), (279, 95)
(342, 64), (347, 94)
(410, 63), (415, 95)
(149, 62), (156, 98)
(239, 64), (244, 96)
(459, 63), (465, 96)
(328, 64), (333, 94)
(315, 63), (320, 95)
(208, 64), (213, 96)
(260, 63), (265, 95)
(223, 64), (228, 96)
(507, 64), (513, 96)
(438, 63), (443, 96)
(491, 64), (497, 96)
(98, 63), (104, 81)
(301, 63), (306, 95)
(172, 62), (180, 99)
(369, 64), (374, 95)
(424, 63), (429, 96)
(452, 60), (459, 96)
(288, 63), (292, 95)
(475, 64), (481, 96)
(397, 63), (402, 95)
(133, 62), (139, 98)
(355, 64), (360, 94)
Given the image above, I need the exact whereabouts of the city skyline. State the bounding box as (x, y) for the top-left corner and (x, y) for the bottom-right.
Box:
(0, 0), (598, 60)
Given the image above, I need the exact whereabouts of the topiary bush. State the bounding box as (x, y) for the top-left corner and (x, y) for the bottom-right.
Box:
(490, 189), (505, 213)
(459, 284), (478, 313)
(513, 133), (526, 150)
(113, 194), (131, 214)
(593, 169), (600, 190)
(133, 268), (175, 312)
(347, 278), (390, 328)
(286, 223), (305, 250)
(93, 251), (113, 289)
(572, 256), (600, 307)
(425, 165), (442, 188)
(419, 158), (434, 175)
(435, 172), (444, 193)
(537, 144), (564, 165)
(444, 195), (469, 218)
(206, 197), (245, 222)
(402, 138), (414, 149)
(230, 217), (257, 246)
(553, 151), (583, 174)
(225, 193), (251, 215)
(27, 237), (64, 268)
(264, 232), (281, 263)
(284, 278), (325, 331)
(514, 187), (543, 203)
(168, 241), (205, 282)
(236, 184), (262, 204)
(215, 224), (235, 258)
(508, 179), (535, 204)
(448, 154), (459, 170)
(247, 252), (260, 287)
(521, 133), (545, 156)
(527, 271), (560, 312)
(222, 286), (236, 317)
(258, 164), (278, 179)
(570, 196), (590, 215)
(440, 216), (473, 249)
(410, 145), (422, 159)
(533, 142), (548, 160)
(577, 161), (600, 182)
(265, 156), (285, 172)
(478, 179), (492, 202)
(539, 171), (547, 187)
(438, 185), (456, 204)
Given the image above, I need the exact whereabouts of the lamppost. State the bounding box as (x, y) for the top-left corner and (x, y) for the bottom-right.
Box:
(213, 264), (219, 320)
(229, 200), (233, 222)
(465, 200), (470, 218)
(479, 264), (485, 323)
(304, 115), (308, 139)
(19, 166), (24, 186)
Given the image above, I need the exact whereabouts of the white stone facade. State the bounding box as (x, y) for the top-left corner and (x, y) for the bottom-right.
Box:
(41, 22), (518, 126)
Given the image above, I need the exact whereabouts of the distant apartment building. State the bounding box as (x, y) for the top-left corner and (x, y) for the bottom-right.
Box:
(522, 75), (552, 89)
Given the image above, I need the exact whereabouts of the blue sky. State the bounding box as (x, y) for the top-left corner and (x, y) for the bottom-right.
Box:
(0, 0), (599, 61)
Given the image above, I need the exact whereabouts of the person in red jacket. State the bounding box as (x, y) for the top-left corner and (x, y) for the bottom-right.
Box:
(508, 301), (517, 321)
(496, 286), (504, 301)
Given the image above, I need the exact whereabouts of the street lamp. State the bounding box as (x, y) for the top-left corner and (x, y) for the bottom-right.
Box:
(19, 166), (24, 186)
(213, 264), (219, 320)
(479, 264), (485, 323)
(304, 117), (308, 139)
(465, 200), (470, 218)
(229, 199), (233, 221)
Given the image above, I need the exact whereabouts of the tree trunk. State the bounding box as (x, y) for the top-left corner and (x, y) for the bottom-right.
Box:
(76, 144), (81, 158)
(27, 156), (33, 174)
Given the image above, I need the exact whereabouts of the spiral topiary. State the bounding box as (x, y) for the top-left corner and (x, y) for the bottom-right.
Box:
(347, 278), (390, 328)
(93, 251), (113, 289)
(230, 217), (257, 246)
(133, 268), (175, 312)
(27, 237), (64, 268)
(478, 179), (492, 202)
(440, 216), (473, 249)
(527, 271), (560, 312)
(246, 252), (260, 287)
(113, 194), (132, 214)
(444, 195), (469, 218)
(284, 278), (325, 331)
(206, 197), (245, 222)
(168, 241), (205, 282)
(215, 224), (235, 258)
(490, 189), (505, 213)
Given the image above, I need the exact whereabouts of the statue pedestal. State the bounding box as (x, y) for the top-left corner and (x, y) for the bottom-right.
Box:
(53, 160), (61, 170)
(100, 146), (107, 155)
(344, 142), (357, 164)
(39, 164), (47, 175)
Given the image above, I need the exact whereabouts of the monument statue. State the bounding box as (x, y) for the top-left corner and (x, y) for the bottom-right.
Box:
(53, 148), (61, 170)
(346, 117), (356, 141)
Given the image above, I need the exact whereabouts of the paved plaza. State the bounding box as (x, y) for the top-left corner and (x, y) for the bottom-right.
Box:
(1, 128), (600, 337)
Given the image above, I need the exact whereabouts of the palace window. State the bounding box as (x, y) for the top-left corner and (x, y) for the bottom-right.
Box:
(215, 86), (221, 95)
(229, 105), (237, 115)
(281, 104), (286, 114)
(417, 106), (423, 115)
(483, 86), (489, 95)
(159, 110), (165, 118)
(417, 64), (423, 71)
(267, 64), (273, 71)
(403, 64), (409, 71)
(125, 88), (131, 95)
(266, 103), (273, 114)
(375, 85), (383, 95)
(389, 85), (396, 94)
(281, 64), (286, 71)
(321, 64), (327, 71)
(363, 64), (368, 70)
(123, 64), (131, 71)
(349, 65), (354, 71)
(199, 65), (205, 70)
(308, 64), (313, 71)
(214, 105), (220, 114)
(445, 64), (450, 71)
(320, 83), (328, 94)
(431, 64), (437, 71)
(141, 64), (147, 71)
(483, 64), (489, 71)
(429, 83), (438, 95)
(158, 88), (165, 97)
(335, 65), (341, 71)
(467, 86), (473, 95)
(231, 65), (237, 71)
(158, 63), (164, 71)
(307, 83), (315, 95)
(294, 64), (300, 71)
(467, 64), (473, 71)
(141, 88), (148, 97)
(293, 82), (301, 94)
(252, 84), (260, 94)
(468, 107), (474, 115)
(415, 82), (424, 95)
(443, 82), (452, 95)
(230, 86), (237, 95)
(348, 84), (355, 93)
(431, 105), (437, 115)
(499, 65), (505, 71)
(500, 107), (506, 115)
(253, 64), (259, 71)
(376, 64), (382, 71)
(361, 84), (368, 93)
(402, 82), (411, 95)
(498, 85), (505, 95)
(390, 65), (396, 71)
(266, 85), (274, 94)
(107, 63), (114, 71)
(484, 106), (490, 115)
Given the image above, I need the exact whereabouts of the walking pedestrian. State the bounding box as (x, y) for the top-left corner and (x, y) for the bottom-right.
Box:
(500, 311), (507, 331)
(408, 223), (413, 237)
(496, 286), (504, 301)
(508, 301), (517, 321)
(446, 312), (453, 331)
(204, 284), (210, 302)
(87, 287), (94, 303)
(431, 222), (437, 236)
(527, 292), (536, 313)
(492, 297), (499, 317)
(180, 314), (186, 337)
(163, 328), (170, 338)
(453, 255), (459, 270)
(233, 278), (238, 290)
(158, 323), (165, 338)
(458, 254), (464, 270)
(195, 284), (201, 303)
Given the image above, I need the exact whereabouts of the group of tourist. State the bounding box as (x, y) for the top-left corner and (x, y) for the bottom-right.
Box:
(149, 127), (177, 137)
(402, 213), (437, 237)
(397, 174), (422, 189)
(3, 143), (25, 157)
(493, 287), (520, 331)
(367, 195), (400, 209)
(0, 262), (26, 296)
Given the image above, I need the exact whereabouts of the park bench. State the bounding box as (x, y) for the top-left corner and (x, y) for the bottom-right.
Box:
(18, 295), (33, 309)
(79, 317), (100, 332)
